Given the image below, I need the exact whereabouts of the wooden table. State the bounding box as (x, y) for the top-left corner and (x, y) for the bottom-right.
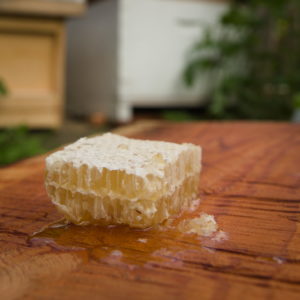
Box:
(1, 122), (300, 300)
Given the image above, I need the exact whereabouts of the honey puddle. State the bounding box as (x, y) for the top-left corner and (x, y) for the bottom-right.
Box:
(28, 217), (224, 269)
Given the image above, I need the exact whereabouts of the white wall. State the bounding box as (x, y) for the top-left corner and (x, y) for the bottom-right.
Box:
(66, 0), (227, 121)
(117, 0), (226, 120)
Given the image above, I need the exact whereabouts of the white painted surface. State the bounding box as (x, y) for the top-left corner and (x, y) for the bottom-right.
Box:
(48, 0), (86, 3)
(67, 0), (227, 121)
(118, 0), (226, 110)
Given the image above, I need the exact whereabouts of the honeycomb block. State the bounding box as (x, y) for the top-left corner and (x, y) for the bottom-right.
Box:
(45, 133), (201, 228)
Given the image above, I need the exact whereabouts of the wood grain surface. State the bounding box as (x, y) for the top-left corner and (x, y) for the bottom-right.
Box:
(1, 122), (300, 300)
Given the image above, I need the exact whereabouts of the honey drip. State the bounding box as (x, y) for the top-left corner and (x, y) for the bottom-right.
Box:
(29, 214), (219, 268)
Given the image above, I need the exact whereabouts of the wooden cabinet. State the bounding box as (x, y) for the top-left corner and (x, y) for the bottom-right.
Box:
(0, 0), (85, 128)
(0, 17), (64, 128)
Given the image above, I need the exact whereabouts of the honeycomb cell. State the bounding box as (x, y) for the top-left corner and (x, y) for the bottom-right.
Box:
(45, 133), (202, 228)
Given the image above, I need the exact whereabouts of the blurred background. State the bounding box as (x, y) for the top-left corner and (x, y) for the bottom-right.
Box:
(0, 0), (299, 166)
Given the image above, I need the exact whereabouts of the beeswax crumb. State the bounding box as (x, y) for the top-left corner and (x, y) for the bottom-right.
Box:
(178, 213), (218, 237)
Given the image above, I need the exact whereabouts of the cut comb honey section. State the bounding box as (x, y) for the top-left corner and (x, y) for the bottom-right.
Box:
(45, 133), (202, 228)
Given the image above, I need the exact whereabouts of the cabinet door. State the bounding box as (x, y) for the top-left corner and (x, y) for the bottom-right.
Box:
(0, 17), (65, 128)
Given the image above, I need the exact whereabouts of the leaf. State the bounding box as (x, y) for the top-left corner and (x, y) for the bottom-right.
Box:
(183, 62), (197, 86)
(0, 126), (46, 166)
(183, 56), (220, 87)
(0, 80), (7, 95)
(221, 6), (257, 28)
(293, 93), (300, 108)
(209, 90), (226, 117)
(162, 110), (196, 122)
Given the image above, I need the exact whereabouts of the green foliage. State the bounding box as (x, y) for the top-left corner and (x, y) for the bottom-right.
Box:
(0, 80), (47, 165)
(0, 126), (46, 166)
(0, 79), (7, 95)
(184, 0), (300, 120)
(161, 110), (198, 122)
(293, 93), (300, 109)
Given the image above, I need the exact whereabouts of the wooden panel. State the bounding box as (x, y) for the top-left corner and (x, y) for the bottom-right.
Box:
(0, 0), (86, 17)
(0, 122), (300, 299)
(0, 96), (61, 128)
(0, 33), (54, 94)
(0, 17), (65, 128)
